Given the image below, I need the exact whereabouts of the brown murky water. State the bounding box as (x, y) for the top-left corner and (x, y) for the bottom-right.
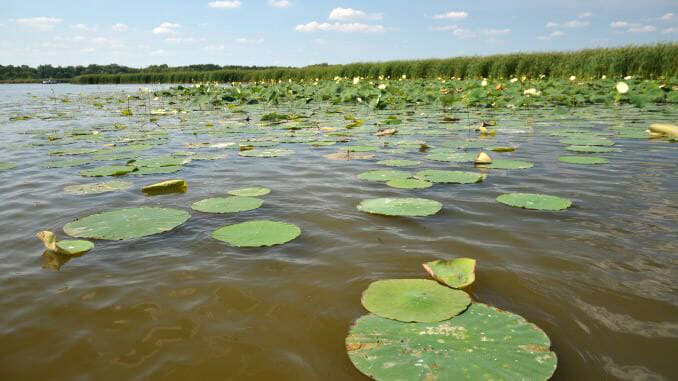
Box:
(0, 84), (676, 380)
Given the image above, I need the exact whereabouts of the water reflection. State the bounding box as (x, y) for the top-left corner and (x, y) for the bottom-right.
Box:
(41, 250), (71, 271)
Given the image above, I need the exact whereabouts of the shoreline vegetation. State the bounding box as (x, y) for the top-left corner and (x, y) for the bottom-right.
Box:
(1, 43), (676, 84)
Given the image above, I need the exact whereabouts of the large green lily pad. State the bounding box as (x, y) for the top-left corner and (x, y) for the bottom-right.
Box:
(386, 178), (432, 189)
(481, 159), (534, 170)
(357, 198), (442, 217)
(423, 258), (476, 288)
(361, 279), (471, 322)
(415, 170), (485, 184)
(64, 180), (133, 195)
(558, 156), (609, 165)
(79, 165), (137, 177)
(63, 207), (191, 240)
(346, 303), (557, 380)
(497, 193), (572, 211)
(377, 159), (420, 167)
(228, 187), (271, 197)
(56, 240), (94, 255)
(191, 196), (263, 213)
(357, 170), (411, 182)
(212, 220), (301, 247)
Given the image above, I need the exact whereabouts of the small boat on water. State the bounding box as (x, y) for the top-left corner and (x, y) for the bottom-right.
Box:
(42, 79), (58, 84)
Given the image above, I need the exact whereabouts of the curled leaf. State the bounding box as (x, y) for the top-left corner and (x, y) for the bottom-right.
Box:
(423, 258), (476, 288)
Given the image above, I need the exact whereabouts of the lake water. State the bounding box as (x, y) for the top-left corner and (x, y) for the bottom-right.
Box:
(0, 84), (676, 380)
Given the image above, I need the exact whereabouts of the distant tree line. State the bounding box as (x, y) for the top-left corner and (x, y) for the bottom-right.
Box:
(0, 63), (285, 82)
(2, 44), (676, 84)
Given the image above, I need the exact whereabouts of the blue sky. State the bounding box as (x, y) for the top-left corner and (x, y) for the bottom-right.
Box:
(1, 0), (676, 67)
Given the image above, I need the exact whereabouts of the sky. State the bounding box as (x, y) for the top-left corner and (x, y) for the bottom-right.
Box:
(1, 0), (676, 68)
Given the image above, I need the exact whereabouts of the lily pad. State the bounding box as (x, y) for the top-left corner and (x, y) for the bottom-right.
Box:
(426, 152), (476, 162)
(142, 179), (187, 194)
(489, 146), (516, 152)
(42, 158), (91, 168)
(415, 170), (484, 184)
(361, 279), (471, 322)
(228, 187), (271, 197)
(211, 220), (301, 247)
(64, 180), (133, 195)
(481, 159), (534, 170)
(423, 258), (476, 288)
(191, 196), (263, 213)
(558, 156), (609, 165)
(63, 207), (191, 240)
(377, 159), (420, 167)
(357, 198), (442, 217)
(346, 303), (557, 381)
(386, 178), (432, 189)
(79, 165), (137, 177)
(0, 162), (17, 171)
(324, 151), (374, 160)
(357, 170), (411, 182)
(497, 193), (572, 211)
(239, 148), (294, 157)
(134, 165), (184, 175)
(565, 145), (621, 153)
(129, 156), (190, 168)
(55, 240), (94, 255)
(348, 145), (379, 152)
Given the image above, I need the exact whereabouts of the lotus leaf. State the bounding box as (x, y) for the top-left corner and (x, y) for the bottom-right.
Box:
(357, 198), (442, 217)
(211, 220), (301, 247)
(497, 193), (572, 211)
(63, 207), (191, 240)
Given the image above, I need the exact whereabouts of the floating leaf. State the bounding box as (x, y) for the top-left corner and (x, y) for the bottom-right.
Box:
(191, 196), (263, 213)
(0, 162), (18, 171)
(239, 148), (294, 157)
(558, 156), (609, 165)
(348, 145), (379, 152)
(212, 220), (301, 247)
(565, 145), (621, 153)
(346, 303), (557, 381)
(481, 159), (534, 170)
(227, 187), (271, 197)
(357, 170), (411, 182)
(386, 178), (432, 189)
(64, 180), (133, 195)
(42, 158), (91, 168)
(423, 259), (476, 288)
(134, 165), (184, 175)
(489, 146), (516, 152)
(63, 207), (191, 240)
(357, 198), (442, 217)
(361, 279), (471, 322)
(324, 151), (374, 160)
(497, 193), (572, 211)
(142, 179), (187, 194)
(426, 152), (476, 162)
(377, 159), (420, 167)
(415, 170), (484, 184)
(130, 156), (190, 168)
(79, 165), (137, 177)
(55, 240), (94, 255)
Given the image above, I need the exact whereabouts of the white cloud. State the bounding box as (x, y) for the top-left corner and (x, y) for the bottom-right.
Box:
(149, 49), (166, 56)
(14, 17), (63, 29)
(204, 44), (225, 51)
(663, 27), (678, 34)
(92, 37), (109, 44)
(433, 11), (468, 20)
(165, 37), (195, 43)
(547, 20), (589, 28)
(660, 13), (674, 21)
(208, 1), (241, 9)
(153, 22), (181, 35)
(236, 37), (264, 44)
(481, 28), (511, 36)
(537, 30), (565, 40)
(578, 12), (593, 19)
(112, 23), (128, 32)
(295, 21), (384, 33)
(628, 25), (656, 33)
(268, 0), (290, 8)
(610, 21), (633, 28)
(329, 7), (382, 20)
(80, 48), (95, 53)
(70, 23), (97, 32)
